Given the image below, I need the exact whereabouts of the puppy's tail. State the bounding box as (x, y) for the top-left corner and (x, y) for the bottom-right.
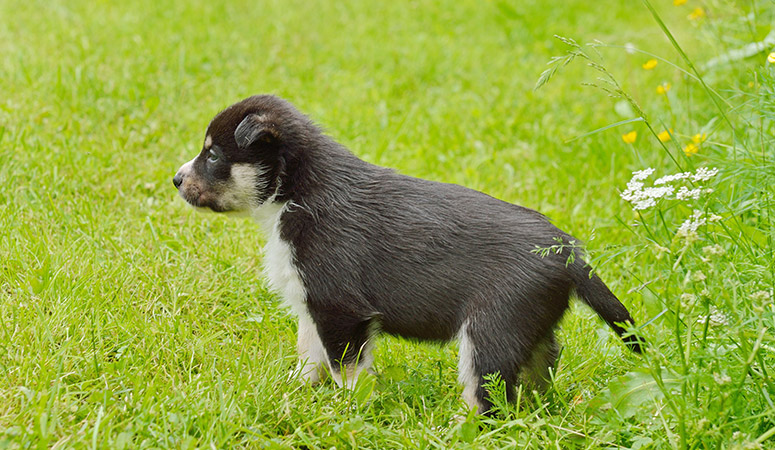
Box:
(571, 265), (646, 353)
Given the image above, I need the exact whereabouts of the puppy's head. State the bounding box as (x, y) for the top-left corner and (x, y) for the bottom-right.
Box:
(173, 95), (313, 213)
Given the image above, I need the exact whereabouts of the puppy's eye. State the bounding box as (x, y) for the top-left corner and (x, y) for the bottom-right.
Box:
(207, 149), (219, 163)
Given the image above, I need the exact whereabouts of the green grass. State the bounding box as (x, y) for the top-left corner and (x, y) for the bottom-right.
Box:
(1, 0), (774, 448)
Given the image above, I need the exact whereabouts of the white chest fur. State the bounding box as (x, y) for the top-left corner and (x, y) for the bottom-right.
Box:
(251, 201), (309, 317)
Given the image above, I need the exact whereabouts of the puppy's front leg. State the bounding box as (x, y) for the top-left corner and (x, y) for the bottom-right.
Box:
(295, 314), (329, 384)
(313, 311), (376, 389)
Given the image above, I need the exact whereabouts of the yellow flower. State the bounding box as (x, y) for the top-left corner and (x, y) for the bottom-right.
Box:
(673, 0), (687, 5)
(622, 131), (637, 144)
(688, 7), (705, 20)
(642, 59), (658, 70)
(692, 133), (708, 143)
(684, 142), (699, 156)
(656, 82), (672, 95)
(768, 52), (775, 64)
(658, 130), (672, 142)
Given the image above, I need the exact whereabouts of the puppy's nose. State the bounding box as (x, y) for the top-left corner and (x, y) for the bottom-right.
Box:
(173, 172), (183, 189)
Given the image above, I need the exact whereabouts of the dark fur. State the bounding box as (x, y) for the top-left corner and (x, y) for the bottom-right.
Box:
(174, 95), (644, 413)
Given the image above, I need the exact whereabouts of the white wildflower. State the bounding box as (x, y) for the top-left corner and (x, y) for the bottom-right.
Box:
(643, 186), (674, 198)
(750, 290), (772, 303)
(633, 198), (656, 210)
(692, 167), (719, 182)
(624, 42), (636, 54)
(620, 173), (674, 210)
(691, 270), (707, 282)
(677, 210), (707, 238)
(680, 293), (696, 308)
(676, 186), (702, 200)
(620, 180), (644, 202)
(709, 214), (722, 222)
(622, 167), (718, 213)
(702, 244), (725, 256)
(709, 311), (728, 326)
(632, 167), (655, 180)
(654, 172), (691, 185)
(697, 307), (728, 326)
(713, 372), (732, 384)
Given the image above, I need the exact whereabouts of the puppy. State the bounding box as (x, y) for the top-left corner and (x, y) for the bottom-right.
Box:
(173, 95), (644, 414)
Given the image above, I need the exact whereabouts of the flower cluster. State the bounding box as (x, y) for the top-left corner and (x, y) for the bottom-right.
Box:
(680, 293), (696, 309)
(677, 210), (705, 237)
(750, 290), (772, 303)
(697, 307), (729, 326)
(676, 186), (702, 200)
(621, 168), (664, 210)
(621, 166), (721, 238)
(692, 270), (708, 282)
(676, 210), (722, 239)
(702, 244), (725, 257)
(649, 166), (719, 186)
(620, 166), (718, 211)
(693, 166), (719, 181)
(684, 133), (708, 156)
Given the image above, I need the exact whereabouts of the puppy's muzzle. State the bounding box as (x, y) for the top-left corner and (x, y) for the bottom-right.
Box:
(173, 159), (194, 190)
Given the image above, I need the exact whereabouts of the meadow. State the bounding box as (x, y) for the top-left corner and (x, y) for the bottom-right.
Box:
(1, 0), (773, 448)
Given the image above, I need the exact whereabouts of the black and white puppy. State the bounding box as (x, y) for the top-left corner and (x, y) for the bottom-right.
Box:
(173, 95), (643, 413)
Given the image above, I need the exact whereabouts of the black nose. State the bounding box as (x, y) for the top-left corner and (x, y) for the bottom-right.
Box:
(173, 173), (183, 189)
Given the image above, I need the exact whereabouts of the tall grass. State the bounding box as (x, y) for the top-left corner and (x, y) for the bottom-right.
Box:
(0, 0), (773, 448)
(538, 1), (775, 448)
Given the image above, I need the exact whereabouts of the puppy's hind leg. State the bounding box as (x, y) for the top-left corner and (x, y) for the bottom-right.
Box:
(457, 316), (536, 414)
(457, 320), (486, 413)
(294, 314), (329, 384)
(520, 331), (560, 393)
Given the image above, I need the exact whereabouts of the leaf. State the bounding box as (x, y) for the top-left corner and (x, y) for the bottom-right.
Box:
(631, 436), (654, 449)
(457, 421), (479, 443)
(114, 431), (133, 450)
(606, 369), (681, 418)
(380, 365), (407, 382)
(352, 372), (376, 404)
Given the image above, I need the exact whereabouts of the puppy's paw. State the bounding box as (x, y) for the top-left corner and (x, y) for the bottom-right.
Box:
(291, 360), (328, 385)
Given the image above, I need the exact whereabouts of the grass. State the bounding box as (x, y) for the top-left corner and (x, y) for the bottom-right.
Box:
(1, 0), (773, 448)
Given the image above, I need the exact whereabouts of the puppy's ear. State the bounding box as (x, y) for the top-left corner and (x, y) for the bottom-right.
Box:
(234, 114), (278, 149)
